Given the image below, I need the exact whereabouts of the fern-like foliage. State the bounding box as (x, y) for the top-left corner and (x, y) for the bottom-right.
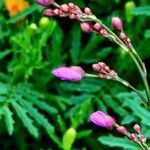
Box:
(0, 82), (58, 138)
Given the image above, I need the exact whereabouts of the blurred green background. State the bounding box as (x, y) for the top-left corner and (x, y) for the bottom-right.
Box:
(0, 0), (150, 149)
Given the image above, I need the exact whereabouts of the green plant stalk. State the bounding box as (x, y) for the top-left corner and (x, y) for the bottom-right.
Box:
(51, 2), (150, 106)
(101, 70), (147, 106)
(86, 16), (150, 106)
(129, 51), (150, 105)
(116, 77), (147, 106)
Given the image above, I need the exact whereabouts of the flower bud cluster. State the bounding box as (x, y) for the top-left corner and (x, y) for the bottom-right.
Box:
(80, 22), (108, 36)
(41, 1), (93, 21)
(120, 31), (132, 47)
(92, 62), (117, 79)
(115, 123), (146, 144)
(90, 111), (147, 146)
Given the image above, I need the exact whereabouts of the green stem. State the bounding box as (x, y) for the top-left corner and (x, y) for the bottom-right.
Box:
(117, 77), (147, 106)
(129, 52), (150, 105)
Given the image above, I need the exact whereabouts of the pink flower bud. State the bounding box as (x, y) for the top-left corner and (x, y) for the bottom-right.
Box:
(104, 66), (110, 72)
(68, 3), (75, 9)
(43, 9), (54, 16)
(117, 126), (127, 135)
(133, 124), (141, 133)
(80, 22), (92, 33)
(52, 66), (85, 81)
(53, 9), (60, 15)
(137, 135), (146, 143)
(90, 111), (116, 129)
(92, 64), (102, 72)
(129, 133), (136, 141)
(98, 74), (106, 79)
(93, 23), (101, 31)
(84, 7), (92, 15)
(112, 17), (123, 30)
(36, 0), (54, 6)
(69, 14), (76, 19)
(120, 32), (126, 40)
(60, 4), (70, 13)
(99, 29), (108, 36)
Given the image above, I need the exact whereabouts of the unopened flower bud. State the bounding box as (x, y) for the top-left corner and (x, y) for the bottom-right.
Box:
(69, 14), (76, 19)
(129, 133), (136, 141)
(63, 127), (77, 150)
(92, 64), (101, 72)
(68, 3), (75, 9)
(120, 32), (126, 40)
(104, 66), (110, 72)
(53, 9), (60, 15)
(137, 134), (146, 143)
(93, 23), (101, 31)
(99, 29), (108, 36)
(29, 23), (38, 31)
(112, 17), (123, 30)
(133, 124), (141, 133)
(84, 7), (92, 15)
(80, 22), (92, 33)
(117, 126), (127, 135)
(43, 8), (54, 16)
(90, 111), (116, 129)
(39, 17), (49, 27)
(36, 0), (54, 6)
(60, 4), (70, 13)
(52, 66), (85, 81)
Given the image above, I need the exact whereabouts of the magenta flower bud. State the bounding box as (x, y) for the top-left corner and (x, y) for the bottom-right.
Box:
(52, 66), (85, 81)
(117, 126), (127, 135)
(90, 111), (116, 129)
(112, 17), (123, 30)
(36, 0), (54, 6)
(93, 23), (101, 31)
(43, 9), (54, 16)
(60, 4), (70, 13)
(80, 22), (92, 33)
(133, 124), (141, 133)
(84, 7), (92, 15)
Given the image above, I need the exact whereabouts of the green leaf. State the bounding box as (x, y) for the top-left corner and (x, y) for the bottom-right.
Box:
(99, 135), (140, 149)
(132, 6), (150, 16)
(18, 99), (54, 132)
(29, 96), (58, 114)
(0, 50), (11, 60)
(4, 107), (15, 135)
(70, 24), (81, 64)
(11, 101), (39, 138)
(144, 29), (150, 38)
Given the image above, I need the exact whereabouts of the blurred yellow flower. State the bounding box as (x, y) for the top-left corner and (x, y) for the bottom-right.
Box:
(4, 0), (29, 16)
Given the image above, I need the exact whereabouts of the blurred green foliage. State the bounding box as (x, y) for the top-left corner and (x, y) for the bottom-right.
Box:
(0, 0), (150, 149)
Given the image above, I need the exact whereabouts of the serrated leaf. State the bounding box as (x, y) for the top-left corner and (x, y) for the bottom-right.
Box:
(99, 135), (140, 149)
(11, 101), (39, 138)
(4, 107), (15, 135)
(18, 99), (54, 132)
(29, 96), (58, 114)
